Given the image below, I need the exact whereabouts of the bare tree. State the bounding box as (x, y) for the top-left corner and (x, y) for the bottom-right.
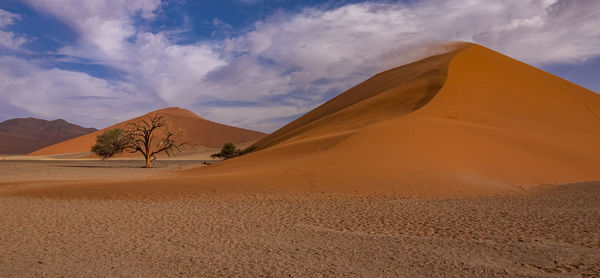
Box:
(126, 113), (183, 168)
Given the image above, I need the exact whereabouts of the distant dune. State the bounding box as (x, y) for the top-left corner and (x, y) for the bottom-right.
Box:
(175, 43), (600, 198)
(29, 107), (267, 157)
(0, 118), (96, 155)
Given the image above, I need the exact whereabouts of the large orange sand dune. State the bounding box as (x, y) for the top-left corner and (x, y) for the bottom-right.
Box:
(29, 107), (267, 157)
(174, 43), (600, 198)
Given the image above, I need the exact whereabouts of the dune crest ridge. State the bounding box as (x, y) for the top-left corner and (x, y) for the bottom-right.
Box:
(254, 44), (467, 150)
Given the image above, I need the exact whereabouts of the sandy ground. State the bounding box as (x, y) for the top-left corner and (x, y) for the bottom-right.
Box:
(0, 159), (208, 183)
(1, 161), (599, 277)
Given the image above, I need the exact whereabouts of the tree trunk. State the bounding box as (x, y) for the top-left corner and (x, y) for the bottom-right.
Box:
(145, 154), (152, 168)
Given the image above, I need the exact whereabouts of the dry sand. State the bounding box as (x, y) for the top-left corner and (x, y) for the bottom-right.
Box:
(0, 161), (598, 277)
(0, 160), (206, 184)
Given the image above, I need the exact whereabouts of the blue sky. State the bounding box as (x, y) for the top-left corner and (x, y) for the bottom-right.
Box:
(0, 0), (599, 131)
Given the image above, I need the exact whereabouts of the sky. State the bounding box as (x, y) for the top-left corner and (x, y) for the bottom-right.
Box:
(0, 0), (599, 132)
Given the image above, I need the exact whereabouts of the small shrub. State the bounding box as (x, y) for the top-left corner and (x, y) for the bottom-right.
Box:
(211, 143), (257, 160)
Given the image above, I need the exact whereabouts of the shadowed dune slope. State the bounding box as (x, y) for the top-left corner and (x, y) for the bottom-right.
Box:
(177, 44), (600, 198)
(29, 107), (267, 157)
(254, 47), (465, 151)
(0, 118), (96, 154)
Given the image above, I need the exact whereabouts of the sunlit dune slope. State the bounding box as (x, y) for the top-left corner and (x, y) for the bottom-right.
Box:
(180, 43), (600, 197)
(29, 107), (267, 157)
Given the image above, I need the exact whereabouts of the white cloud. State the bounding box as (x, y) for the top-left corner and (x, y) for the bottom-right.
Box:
(0, 56), (155, 128)
(2, 0), (600, 132)
(23, 0), (161, 59)
(117, 32), (228, 105)
(0, 9), (20, 27)
(0, 9), (27, 50)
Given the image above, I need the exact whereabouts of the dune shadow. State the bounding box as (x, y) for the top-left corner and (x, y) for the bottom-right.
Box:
(59, 165), (149, 169)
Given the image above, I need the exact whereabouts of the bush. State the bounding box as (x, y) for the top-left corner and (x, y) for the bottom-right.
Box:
(211, 143), (256, 160)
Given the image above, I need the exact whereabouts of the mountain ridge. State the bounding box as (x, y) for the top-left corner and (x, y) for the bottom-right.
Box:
(0, 117), (97, 154)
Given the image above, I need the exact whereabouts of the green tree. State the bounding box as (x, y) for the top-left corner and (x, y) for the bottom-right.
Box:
(91, 128), (129, 160)
(220, 142), (239, 159)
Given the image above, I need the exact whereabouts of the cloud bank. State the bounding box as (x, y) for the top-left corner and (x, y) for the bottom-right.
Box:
(1, 0), (599, 131)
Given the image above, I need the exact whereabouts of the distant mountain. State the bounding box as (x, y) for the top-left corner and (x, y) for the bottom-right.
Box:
(29, 107), (267, 157)
(0, 118), (97, 154)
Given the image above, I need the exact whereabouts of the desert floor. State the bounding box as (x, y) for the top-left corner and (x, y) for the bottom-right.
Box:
(1, 160), (599, 277)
